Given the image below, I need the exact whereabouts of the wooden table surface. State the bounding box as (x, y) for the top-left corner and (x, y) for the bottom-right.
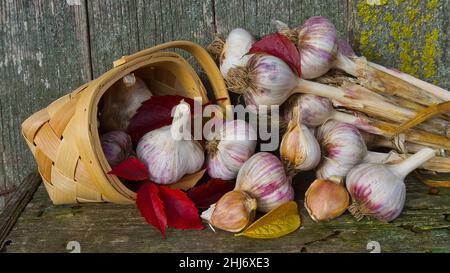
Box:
(1, 172), (449, 253)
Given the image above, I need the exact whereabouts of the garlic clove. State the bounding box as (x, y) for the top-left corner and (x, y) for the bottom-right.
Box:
(304, 178), (349, 222)
(208, 190), (257, 233)
(280, 106), (321, 173)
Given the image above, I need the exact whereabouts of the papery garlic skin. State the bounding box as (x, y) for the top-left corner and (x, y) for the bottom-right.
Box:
(304, 178), (349, 221)
(346, 148), (435, 222)
(206, 120), (257, 180)
(316, 120), (367, 179)
(100, 131), (132, 167)
(136, 103), (204, 185)
(101, 74), (152, 132)
(235, 152), (294, 212)
(280, 107), (321, 172)
(204, 190), (257, 233)
(220, 28), (255, 77)
(297, 16), (338, 79)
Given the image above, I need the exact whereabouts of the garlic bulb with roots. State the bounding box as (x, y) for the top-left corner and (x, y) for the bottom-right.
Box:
(346, 148), (435, 222)
(136, 102), (204, 185)
(235, 152), (294, 212)
(280, 106), (321, 173)
(101, 74), (152, 132)
(100, 131), (132, 167)
(210, 28), (255, 78)
(206, 119), (257, 180)
(316, 120), (367, 179)
(225, 54), (414, 125)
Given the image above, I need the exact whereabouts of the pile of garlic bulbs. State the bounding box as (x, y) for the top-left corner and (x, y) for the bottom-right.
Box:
(202, 15), (449, 228)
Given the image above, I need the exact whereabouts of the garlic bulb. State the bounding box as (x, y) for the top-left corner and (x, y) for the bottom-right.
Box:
(316, 120), (367, 179)
(101, 74), (152, 132)
(304, 177), (349, 221)
(274, 17), (357, 79)
(100, 131), (132, 167)
(136, 102), (204, 185)
(346, 148), (435, 222)
(235, 152), (294, 212)
(206, 120), (257, 180)
(201, 190), (257, 233)
(282, 94), (333, 127)
(220, 28), (255, 78)
(280, 106), (321, 173)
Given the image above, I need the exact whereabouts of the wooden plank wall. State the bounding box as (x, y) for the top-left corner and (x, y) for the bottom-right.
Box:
(0, 0), (449, 211)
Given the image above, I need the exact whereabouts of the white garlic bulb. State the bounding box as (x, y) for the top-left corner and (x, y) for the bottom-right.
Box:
(280, 106), (321, 173)
(220, 28), (255, 77)
(235, 152), (294, 212)
(136, 102), (204, 185)
(206, 119), (257, 180)
(347, 148), (435, 222)
(100, 131), (132, 168)
(101, 74), (152, 132)
(316, 120), (367, 179)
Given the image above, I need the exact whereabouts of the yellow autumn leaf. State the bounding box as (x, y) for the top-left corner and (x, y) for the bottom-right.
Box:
(235, 201), (301, 239)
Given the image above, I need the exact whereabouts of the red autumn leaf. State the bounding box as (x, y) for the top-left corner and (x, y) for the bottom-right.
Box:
(188, 179), (235, 208)
(136, 182), (167, 238)
(158, 186), (204, 230)
(108, 157), (149, 181)
(249, 32), (302, 77)
(127, 95), (196, 144)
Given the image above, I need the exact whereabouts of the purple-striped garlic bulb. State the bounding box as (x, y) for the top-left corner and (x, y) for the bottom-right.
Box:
(280, 106), (321, 173)
(346, 148), (435, 222)
(316, 120), (367, 179)
(101, 74), (152, 132)
(100, 131), (132, 168)
(274, 16), (358, 79)
(235, 152), (294, 212)
(220, 28), (255, 78)
(206, 119), (257, 180)
(136, 102), (204, 185)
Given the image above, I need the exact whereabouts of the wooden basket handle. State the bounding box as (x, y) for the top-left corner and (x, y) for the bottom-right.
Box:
(113, 40), (230, 107)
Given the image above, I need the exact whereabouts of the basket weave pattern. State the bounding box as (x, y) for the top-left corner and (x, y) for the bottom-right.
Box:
(21, 41), (230, 205)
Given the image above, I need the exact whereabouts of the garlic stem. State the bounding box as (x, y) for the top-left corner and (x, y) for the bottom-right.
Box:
(333, 52), (357, 76)
(389, 148), (435, 179)
(363, 151), (402, 164)
(295, 78), (416, 122)
(368, 62), (450, 102)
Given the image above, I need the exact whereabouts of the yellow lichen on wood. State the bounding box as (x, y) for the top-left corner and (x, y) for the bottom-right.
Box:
(357, 0), (440, 82)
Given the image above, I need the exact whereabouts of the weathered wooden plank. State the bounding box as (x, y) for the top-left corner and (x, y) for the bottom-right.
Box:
(0, 0), (91, 211)
(214, 0), (351, 41)
(350, 0), (450, 90)
(0, 173), (41, 250)
(87, 0), (215, 78)
(3, 173), (449, 253)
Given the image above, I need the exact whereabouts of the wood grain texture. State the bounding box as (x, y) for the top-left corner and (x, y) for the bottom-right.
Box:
(2, 173), (449, 253)
(0, 0), (91, 210)
(87, 0), (215, 77)
(0, 172), (41, 249)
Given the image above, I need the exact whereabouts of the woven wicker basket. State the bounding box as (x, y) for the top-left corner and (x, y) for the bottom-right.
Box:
(21, 41), (230, 205)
